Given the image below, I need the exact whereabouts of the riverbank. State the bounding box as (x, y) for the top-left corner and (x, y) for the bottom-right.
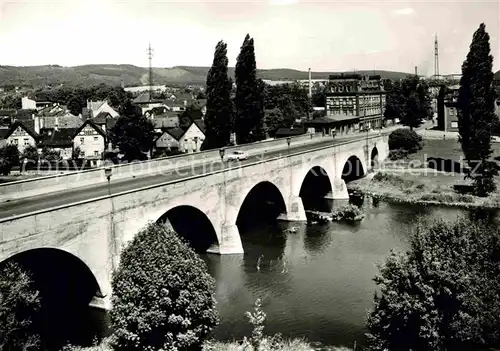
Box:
(64, 338), (353, 351)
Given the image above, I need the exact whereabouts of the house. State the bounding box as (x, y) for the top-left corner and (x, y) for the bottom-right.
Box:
(38, 128), (78, 160)
(167, 92), (193, 101)
(303, 116), (360, 136)
(190, 99), (207, 116)
(86, 100), (119, 118)
(72, 120), (107, 167)
(437, 84), (460, 132)
(21, 97), (52, 111)
(154, 128), (184, 150)
(91, 111), (117, 135)
(133, 93), (165, 115)
(178, 119), (205, 153)
(153, 115), (180, 131)
(3, 121), (39, 155)
(39, 114), (83, 134)
(163, 99), (187, 112)
(38, 104), (69, 117)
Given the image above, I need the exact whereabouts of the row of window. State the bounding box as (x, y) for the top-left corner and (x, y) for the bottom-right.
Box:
(10, 138), (30, 146)
(79, 137), (99, 144)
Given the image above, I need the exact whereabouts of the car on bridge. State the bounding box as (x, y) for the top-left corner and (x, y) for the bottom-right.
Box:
(226, 151), (249, 161)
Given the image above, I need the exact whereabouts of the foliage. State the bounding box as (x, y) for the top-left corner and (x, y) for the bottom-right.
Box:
(331, 204), (364, 222)
(311, 110), (327, 119)
(366, 216), (500, 350)
(109, 114), (155, 162)
(263, 83), (312, 126)
(235, 34), (266, 144)
(0, 94), (22, 109)
(388, 128), (422, 153)
(263, 108), (285, 138)
(384, 76), (432, 130)
(244, 298), (267, 349)
(457, 23), (498, 196)
(388, 148), (409, 160)
(0, 144), (20, 175)
(31, 83), (133, 115)
(72, 146), (81, 160)
(40, 147), (62, 162)
(0, 262), (41, 351)
(109, 222), (218, 351)
(311, 82), (328, 107)
(203, 41), (233, 150)
(21, 144), (39, 163)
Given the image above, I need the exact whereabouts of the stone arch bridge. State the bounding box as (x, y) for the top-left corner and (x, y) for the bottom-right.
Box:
(0, 135), (388, 310)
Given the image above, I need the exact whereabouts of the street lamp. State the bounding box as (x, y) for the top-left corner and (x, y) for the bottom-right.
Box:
(104, 165), (112, 183)
(219, 147), (225, 162)
(286, 137), (291, 150)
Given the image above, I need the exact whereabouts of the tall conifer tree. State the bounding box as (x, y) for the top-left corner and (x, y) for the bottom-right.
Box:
(235, 34), (264, 144)
(457, 23), (498, 196)
(202, 41), (232, 150)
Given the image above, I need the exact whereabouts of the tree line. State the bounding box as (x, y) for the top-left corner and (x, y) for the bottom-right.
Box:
(201, 34), (312, 150)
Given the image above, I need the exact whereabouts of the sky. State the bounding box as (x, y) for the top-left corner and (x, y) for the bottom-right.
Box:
(0, 0), (499, 75)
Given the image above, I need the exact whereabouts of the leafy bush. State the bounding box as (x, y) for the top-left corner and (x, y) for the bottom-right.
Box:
(0, 262), (41, 351)
(21, 145), (39, 163)
(331, 204), (364, 222)
(40, 147), (62, 162)
(388, 128), (422, 153)
(109, 222), (218, 351)
(366, 216), (500, 350)
(0, 144), (20, 175)
(388, 148), (408, 160)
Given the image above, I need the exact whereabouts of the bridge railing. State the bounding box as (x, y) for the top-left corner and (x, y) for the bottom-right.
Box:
(0, 132), (331, 202)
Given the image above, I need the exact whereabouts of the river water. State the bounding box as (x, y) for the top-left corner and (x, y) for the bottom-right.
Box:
(200, 198), (479, 349)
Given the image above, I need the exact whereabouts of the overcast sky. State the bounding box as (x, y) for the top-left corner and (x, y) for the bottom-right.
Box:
(0, 0), (499, 75)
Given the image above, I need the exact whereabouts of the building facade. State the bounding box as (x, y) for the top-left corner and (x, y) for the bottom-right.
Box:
(179, 120), (205, 153)
(437, 85), (459, 132)
(73, 120), (106, 166)
(5, 122), (38, 155)
(325, 74), (386, 133)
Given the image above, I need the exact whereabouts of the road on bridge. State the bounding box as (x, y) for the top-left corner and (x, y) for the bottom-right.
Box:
(0, 134), (369, 220)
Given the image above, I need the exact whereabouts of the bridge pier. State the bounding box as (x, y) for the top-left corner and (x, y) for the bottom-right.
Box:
(89, 294), (111, 311)
(206, 224), (244, 255)
(326, 178), (350, 207)
(278, 195), (307, 222)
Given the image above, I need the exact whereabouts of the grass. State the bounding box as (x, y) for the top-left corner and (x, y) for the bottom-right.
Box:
(350, 139), (500, 208)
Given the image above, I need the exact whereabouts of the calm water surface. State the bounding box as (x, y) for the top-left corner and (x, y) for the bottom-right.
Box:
(201, 199), (475, 348)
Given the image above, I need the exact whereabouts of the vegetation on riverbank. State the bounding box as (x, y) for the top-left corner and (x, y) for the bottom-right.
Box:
(366, 215), (500, 350)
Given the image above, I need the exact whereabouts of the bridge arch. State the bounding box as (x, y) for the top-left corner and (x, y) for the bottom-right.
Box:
(157, 205), (218, 253)
(342, 155), (365, 183)
(236, 181), (287, 231)
(299, 166), (333, 199)
(371, 146), (379, 170)
(1, 248), (104, 349)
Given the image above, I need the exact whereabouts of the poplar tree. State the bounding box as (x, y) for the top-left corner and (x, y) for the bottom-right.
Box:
(235, 34), (265, 144)
(457, 23), (498, 196)
(202, 41), (232, 150)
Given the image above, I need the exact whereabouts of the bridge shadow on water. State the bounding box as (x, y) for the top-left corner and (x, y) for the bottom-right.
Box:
(1, 249), (108, 350)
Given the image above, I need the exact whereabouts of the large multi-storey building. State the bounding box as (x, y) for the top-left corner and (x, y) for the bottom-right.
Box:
(325, 74), (386, 134)
(437, 84), (459, 132)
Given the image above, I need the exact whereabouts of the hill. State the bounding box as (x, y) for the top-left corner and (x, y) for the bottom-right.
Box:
(0, 64), (413, 88)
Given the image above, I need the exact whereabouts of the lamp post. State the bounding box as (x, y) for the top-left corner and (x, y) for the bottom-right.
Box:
(219, 147), (225, 162)
(104, 163), (115, 272)
(286, 137), (291, 155)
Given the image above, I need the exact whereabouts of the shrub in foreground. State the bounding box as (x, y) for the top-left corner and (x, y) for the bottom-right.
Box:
(0, 262), (41, 351)
(366, 217), (500, 350)
(109, 222), (219, 351)
(388, 128), (422, 153)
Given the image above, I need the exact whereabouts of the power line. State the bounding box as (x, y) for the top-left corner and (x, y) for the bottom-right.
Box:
(147, 43), (154, 102)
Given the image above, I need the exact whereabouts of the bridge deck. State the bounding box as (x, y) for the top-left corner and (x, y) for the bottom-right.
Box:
(0, 136), (367, 220)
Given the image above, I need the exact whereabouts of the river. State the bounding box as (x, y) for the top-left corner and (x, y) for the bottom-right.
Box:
(200, 198), (483, 349)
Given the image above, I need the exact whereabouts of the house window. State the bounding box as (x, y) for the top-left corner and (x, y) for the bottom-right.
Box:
(80, 137), (84, 144)
(451, 121), (458, 128)
(94, 150), (99, 156)
(24, 138), (29, 146)
(94, 137), (99, 141)
(449, 108), (455, 116)
(12, 138), (18, 145)
(80, 151), (85, 157)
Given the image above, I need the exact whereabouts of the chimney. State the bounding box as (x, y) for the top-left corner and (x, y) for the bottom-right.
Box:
(308, 68), (312, 98)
